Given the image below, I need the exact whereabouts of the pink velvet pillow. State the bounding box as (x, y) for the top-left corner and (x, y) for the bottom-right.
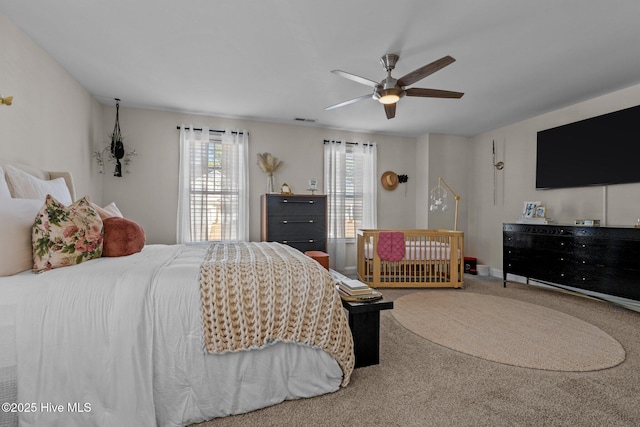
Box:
(102, 217), (145, 257)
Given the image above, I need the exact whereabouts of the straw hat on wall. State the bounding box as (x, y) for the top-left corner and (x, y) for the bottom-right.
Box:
(381, 171), (399, 191)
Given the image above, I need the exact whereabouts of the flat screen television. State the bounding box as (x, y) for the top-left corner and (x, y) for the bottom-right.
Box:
(536, 104), (640, 189)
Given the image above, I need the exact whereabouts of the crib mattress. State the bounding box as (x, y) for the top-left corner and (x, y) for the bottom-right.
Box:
(364, 241), (457, 261)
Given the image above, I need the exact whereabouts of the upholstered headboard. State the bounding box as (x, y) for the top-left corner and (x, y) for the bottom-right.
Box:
(0, 160), (78, 276)
(0, 159), (76, 201)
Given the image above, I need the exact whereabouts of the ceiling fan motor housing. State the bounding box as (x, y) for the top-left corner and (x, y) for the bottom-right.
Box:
(380, 54), (399, 71)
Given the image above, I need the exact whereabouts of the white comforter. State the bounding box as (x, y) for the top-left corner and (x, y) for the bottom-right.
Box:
(3, 245), (342, 426)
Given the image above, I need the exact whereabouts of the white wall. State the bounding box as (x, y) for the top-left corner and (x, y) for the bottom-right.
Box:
(466, 83), (640, 272)
(415, 133), (430, 229)
(99, 107), (417, 252)
(0, 11), (103, 200)
(426, 134), (469, 232)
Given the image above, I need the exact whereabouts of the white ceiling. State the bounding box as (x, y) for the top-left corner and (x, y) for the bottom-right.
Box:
(2, 0), (640, 137)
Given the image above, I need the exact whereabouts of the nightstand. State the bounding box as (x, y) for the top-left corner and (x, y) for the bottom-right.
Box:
(341, 298), (393, 368)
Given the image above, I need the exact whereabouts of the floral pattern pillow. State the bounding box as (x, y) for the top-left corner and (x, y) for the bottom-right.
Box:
(32, 195), (103, 273)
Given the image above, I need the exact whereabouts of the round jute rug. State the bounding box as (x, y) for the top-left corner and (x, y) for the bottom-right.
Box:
(391, 291), (626, 371)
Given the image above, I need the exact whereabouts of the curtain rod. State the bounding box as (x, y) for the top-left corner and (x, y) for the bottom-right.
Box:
(323, 139), (374, 146)
(176, 126), (245, 135)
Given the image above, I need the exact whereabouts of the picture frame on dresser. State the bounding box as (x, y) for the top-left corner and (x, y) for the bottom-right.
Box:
(522, 201), (540, 218)
(534, 205), (546, 218)
(280, 183), (292, 194)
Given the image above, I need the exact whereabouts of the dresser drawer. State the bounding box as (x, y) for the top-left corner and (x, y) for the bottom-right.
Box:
(573, 238), (640, 270)
(503, 257), (530, 277)
(603, 269), (640, 300)
(267, 195), (326, 216)
(266, 216), (326, 239)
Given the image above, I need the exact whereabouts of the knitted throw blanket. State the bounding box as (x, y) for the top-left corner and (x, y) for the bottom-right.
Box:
(200, 242), (354, 386)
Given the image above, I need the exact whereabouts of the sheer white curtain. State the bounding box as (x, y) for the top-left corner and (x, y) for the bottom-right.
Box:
(324, 141), (347, 270)
(177, 125), (249, 244)
(352, 142), (378, 231)
(219, 130), (249, 240)
(324, 140), (377, 271)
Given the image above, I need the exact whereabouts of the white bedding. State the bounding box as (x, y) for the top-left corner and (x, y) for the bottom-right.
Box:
(0, 245), (343, 427)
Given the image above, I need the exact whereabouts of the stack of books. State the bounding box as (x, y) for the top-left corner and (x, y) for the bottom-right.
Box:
(336, 278), (382, 302)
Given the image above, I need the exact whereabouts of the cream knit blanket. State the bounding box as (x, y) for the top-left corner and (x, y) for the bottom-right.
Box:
(200, 242), (354, 386)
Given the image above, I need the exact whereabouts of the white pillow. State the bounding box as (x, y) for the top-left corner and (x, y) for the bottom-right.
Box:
(0, 198), (43, 276)
(0, 166), (11, 199)
(5, 165), (72, 205)
(91, 202), (124, 220)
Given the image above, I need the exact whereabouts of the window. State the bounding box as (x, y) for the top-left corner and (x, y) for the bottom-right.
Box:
(324, 140), (377, 270)
(177, 126), (249, 243)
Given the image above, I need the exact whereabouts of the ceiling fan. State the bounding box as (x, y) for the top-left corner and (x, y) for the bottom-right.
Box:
(326, 54), (464, 119)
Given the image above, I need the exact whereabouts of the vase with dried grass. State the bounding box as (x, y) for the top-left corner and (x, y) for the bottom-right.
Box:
(257, 152), (283, 193)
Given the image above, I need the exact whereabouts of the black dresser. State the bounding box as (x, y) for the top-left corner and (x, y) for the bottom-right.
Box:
(503, 223), (640, 301)
(260, 194), (327, 253)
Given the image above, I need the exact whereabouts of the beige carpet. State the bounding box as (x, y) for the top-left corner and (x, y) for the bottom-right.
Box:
(193, 277), (640, 427)
(391, 291), (626, 371)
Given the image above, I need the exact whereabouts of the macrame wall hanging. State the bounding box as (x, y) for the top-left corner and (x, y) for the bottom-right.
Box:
(110, 98), (125, 177)
(94, 98), (137, 176)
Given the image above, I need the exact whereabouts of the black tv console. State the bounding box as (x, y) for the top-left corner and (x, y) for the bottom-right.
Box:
(503, 223), (640, 302)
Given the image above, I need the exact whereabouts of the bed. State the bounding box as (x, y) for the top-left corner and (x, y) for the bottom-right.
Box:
(357, 229), (464, 288)
(0, 161), (354, 427)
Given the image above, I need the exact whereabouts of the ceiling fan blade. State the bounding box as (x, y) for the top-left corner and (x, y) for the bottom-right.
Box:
(397, 55), (456, 87)
(331, 70), (379, 88)
(406, 88), (464, 98)
(384, 103), (396, 119)
(325, 94), (372, 111)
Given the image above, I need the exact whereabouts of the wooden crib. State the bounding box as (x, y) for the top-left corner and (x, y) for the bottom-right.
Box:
(357, 229), (464, 288)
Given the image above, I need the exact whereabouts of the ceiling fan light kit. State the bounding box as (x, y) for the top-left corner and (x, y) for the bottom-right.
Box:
(374, 88), (403, 104)
(327, 53), (464, 119)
